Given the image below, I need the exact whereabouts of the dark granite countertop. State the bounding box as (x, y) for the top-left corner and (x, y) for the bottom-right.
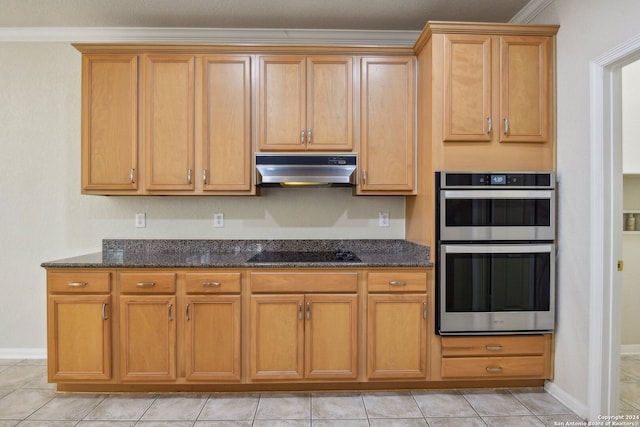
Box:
(41, 239), (432, 269)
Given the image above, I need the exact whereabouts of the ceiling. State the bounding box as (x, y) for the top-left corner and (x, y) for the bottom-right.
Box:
(1, 0), (533, 31)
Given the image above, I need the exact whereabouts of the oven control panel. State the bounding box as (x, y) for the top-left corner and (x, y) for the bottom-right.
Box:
(440, 172), (555, 189)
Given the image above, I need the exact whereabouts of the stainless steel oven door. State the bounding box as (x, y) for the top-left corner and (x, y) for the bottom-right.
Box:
(439, 243), (555, 335)
(439, 189), (555, 241)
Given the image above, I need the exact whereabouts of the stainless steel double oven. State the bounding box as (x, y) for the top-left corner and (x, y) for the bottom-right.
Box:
(436, 172), (556, 335)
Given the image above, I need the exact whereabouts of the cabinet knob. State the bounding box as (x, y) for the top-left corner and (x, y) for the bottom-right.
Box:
(388, 280), (407, 286)
(67, 282), (88, 287)
(136, 282), (156, 287)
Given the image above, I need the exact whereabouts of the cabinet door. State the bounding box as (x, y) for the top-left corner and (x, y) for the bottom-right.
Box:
(258, 56), (306, 150)
(442, 35), (492, 142)
(120, 295), (176, 381)
(201, 56), (252, 192)
(500, 36), (551, 143)
(305, 294), (358, 379)
(144, 55), (195, 190)
(360, 56), (415, 193)
(249, 295), (304, 380)
(82, 54), (138, 192)
(184, 295), (241, 381)
(47, 295), (111, 381)
(367, 294), (427, 379)
(306, 56), (353, 150)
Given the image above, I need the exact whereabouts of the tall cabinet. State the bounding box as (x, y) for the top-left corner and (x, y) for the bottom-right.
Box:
(406, 22), (559, 248)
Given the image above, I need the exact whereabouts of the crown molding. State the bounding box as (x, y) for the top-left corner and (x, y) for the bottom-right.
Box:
(510, 0), (554, 23)
(0, 26), (421, 46)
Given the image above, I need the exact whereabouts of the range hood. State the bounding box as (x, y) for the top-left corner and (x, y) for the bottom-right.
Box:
(256, 154), (357, 187)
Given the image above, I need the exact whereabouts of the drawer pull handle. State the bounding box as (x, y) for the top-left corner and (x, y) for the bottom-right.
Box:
(306, 302), (311, 320)
(101, 303), (108, 320)
(168, 304), (173, 321)
(203, 282), (221, 287)
(298, 303), (303, 320)
(423, 302), (427, 320)
(486, 345), (503, 351)
(136, 282), (156, 287)
(486, 366), (503, 373)
(186, 303), (190, 321)
(67, 282), (88, 287)
(389, 281), (407, 286)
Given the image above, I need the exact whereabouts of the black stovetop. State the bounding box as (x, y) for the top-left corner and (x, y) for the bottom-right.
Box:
(246, 250), (361, 264)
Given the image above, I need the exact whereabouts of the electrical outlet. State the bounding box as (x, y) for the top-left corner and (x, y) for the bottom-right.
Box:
(135, 212), (146, 228)
(213, 212), (224, 228)
(378, 212), (390, 227)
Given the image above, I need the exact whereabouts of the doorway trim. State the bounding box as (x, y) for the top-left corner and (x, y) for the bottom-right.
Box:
(588, 33), (640, 420)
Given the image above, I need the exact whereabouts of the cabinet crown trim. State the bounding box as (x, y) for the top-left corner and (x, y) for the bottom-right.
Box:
(0, 26), (419, 46)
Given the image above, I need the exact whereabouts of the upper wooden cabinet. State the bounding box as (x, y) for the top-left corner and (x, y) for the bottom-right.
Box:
(201, 56), (252, 192)
(78, 49), (253, 195)
(258, 55), (353, 151)
(358, 56), (416, 194)
(144, 54), (196, 191)
(442, 34), (551, 144)
(81, 54), (138, 193)
(416, 23), (558, 172)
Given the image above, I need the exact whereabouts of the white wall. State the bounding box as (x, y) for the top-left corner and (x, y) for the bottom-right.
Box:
(623, 61), (640, 174)
(0, 42), (405, 355)
(532, 0), (640, 415)
(622, 176), (640, 348)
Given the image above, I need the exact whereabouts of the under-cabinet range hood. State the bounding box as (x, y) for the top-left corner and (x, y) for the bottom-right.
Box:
(255, 154), (357, 187)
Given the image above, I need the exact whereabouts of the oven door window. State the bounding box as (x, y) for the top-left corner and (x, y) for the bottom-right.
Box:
(445, 251), (551, 312)
(444, 197), (551, 228)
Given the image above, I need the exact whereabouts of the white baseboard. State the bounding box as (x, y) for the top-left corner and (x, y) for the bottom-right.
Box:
(545, 381), (589, 420)
(0, 348), (47, 359)
(621, 344), (640, 355)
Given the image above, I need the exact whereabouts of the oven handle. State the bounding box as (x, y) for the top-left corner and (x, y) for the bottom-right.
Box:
(442, 190), (554, 199)
(441, 244), (555, 254)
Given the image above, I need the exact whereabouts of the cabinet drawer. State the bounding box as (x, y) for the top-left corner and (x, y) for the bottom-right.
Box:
(250, 272), (358, 293)
(441, 356), (546, 379)
(367, 272), (427, 292)
(48, 271), (111, 293)
(119, 272), (176, 294)
(185, 272), (241, 294)
(441, 335), (545, 357)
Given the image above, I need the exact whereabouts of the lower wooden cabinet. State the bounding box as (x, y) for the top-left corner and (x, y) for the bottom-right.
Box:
(119, 272), (177, 382)
(45, 266), (554, 390)
(440, 335), (552, 379)
(119, 295), (177, 381)
(47, 294), (112, 381)
(367, 294), (428, 379)
(184, 272), (242, 381)
(47, 271), (112, 382)
(249, 293), (358, 381)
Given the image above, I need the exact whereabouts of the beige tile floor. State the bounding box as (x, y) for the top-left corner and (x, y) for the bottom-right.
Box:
(621, 354), (640, 416)
(0, 358), (590, 426)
